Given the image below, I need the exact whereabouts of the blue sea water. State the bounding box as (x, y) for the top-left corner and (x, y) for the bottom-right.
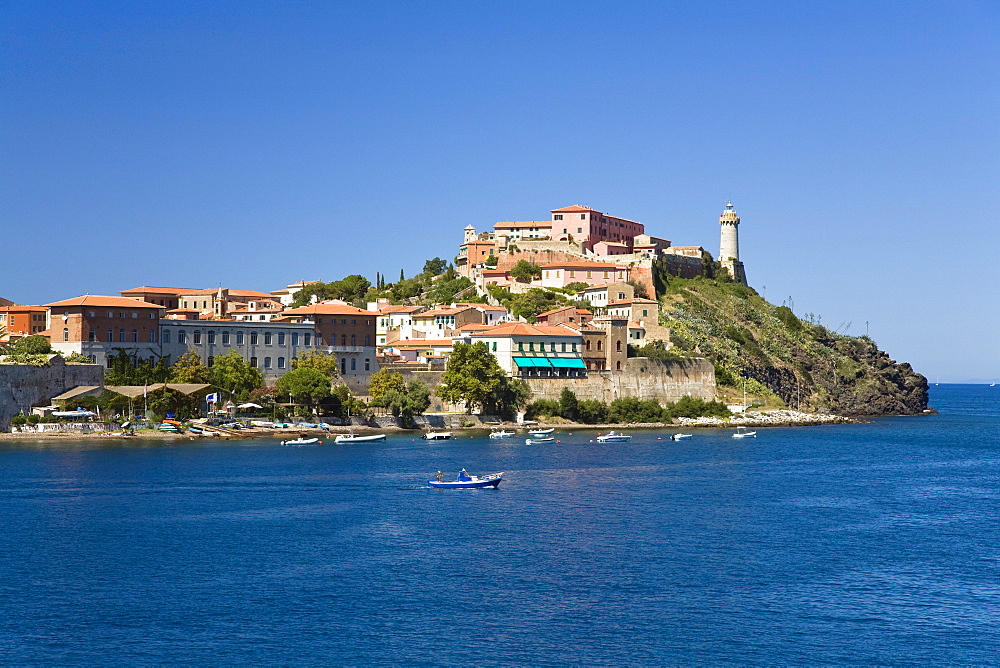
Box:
(1, 384), (999, 665)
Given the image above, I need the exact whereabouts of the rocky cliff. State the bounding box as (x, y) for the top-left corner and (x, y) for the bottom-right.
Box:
(659, 276), (928, 416)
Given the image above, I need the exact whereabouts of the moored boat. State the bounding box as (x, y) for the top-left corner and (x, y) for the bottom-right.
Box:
(670, 433), (692, 440)
(427, 469), (503, 489)
(596, 431), (631, 442)
(281, 436), (322, 446)
(525, 436), (555, 445)
(732, 427), (757, 439)
(527, 427), (554, 436)
(489, 429), (516, 439)
(334, 432), (387, 443)
(422, 431), (453, 440)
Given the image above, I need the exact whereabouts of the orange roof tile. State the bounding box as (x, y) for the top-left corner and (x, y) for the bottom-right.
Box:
(46, 296), (165, 309)
(551, 205), (597, 213)
(282, 304), (377, 316)
(541, 261), (622, 269)
(470, 323), (583, 338)
(120, 286), (199, 295)
(494, 220), (552, 229)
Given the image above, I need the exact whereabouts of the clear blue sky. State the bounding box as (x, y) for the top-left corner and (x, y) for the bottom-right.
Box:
(2, 1), (997, 383)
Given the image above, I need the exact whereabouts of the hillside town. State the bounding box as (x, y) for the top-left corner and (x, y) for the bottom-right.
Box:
(1, 203), (749, 428)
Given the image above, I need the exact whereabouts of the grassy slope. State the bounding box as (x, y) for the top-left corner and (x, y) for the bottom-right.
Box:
(659, 276), (928, 416)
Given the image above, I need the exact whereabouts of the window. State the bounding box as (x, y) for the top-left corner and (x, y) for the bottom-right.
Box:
(88, 311), (95, 318)
(250, 357), (258, 367)
(119, 329), (126, 342)
(597, 340), (602, 351)
(304, 333), (311, 345)
(341, 334), (347, 346)
(119, 312), (125, 318)
(63, 328), (69, 341)
(529, 342), (534, 351)
(616, 341), (622, 352)
(616, 360), (622, 371)
(580, 214), (585, 219)
(88, 329), (96, 342)
(577, 228), (582, 233)
(291, 333), (298, 346)
(236, 332), (244, 345)
(208, 356), (214, 367)
(264, 332), (272, 345)
(108, 311), (114, 318)
(341, 358), (346, 374)
(586, 340), (592, 351)
(149, 330), (156, 343)
(350, 334), (356, 346)
(350, 358), (356, 371)
(132, 312), (138, 319)
(572, 343), (578, 352)
(278, 357), (285, 369)
(554, 214), (563, 220)
(518, 342), (523, 352)
(492, 342), (497, 352)
(364, 358), (370, 371)
(193, 331), (201, 344)
(264, 357), (271, 369)
(208, 332), (216, 344)
(364, 335), (371, 346)
(162, 330), (170, 343)
(178, 331), (187, 344)
(561, 343), (566, 352)
(277, 332), (285, 345)
(642, 309), (648, 317)
(250, 333), (258, 345)
(131, 329), (138, 342)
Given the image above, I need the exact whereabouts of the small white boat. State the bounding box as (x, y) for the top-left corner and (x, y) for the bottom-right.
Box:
(526, 436), (555, 445)
(422, 431), (453, 440)
(281, 437), (322, 446)
(527, 428), (554, 436)
(732, 427), (757, 439)
(670, 433), (692, 440)
(489, 429), (516, 439)
(596, 431), (631, 442)
(334, 432), (387, 443)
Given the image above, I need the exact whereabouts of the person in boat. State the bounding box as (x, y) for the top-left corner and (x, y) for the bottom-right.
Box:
(458, 469), (471, 481)
(435, 470), (444, 482)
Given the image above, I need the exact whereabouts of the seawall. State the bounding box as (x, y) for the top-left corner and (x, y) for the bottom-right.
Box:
(0, 357), (104, 431)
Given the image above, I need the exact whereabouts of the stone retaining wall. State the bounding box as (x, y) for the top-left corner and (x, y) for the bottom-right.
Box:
(0, 357), (105, 431)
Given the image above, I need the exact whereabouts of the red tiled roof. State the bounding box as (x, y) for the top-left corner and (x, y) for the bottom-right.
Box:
(551, 205), (597, 213)
(46, 296), (165, 309)
(470, 323), (583, 338)
(608, 299), (658, 306)
(282, 304), (377, 316)
(380, 305), (425, 313)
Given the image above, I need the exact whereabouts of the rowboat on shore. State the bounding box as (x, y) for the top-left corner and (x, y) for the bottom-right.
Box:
(427, 469), (503, 489)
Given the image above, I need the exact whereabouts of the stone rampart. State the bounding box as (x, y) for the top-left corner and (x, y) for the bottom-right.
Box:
(0, 357), (104, 431)
(525, 357), (716, 404)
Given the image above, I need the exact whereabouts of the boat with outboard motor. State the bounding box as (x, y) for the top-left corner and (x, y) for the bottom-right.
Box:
(489, 429), (516, 439)
(281, 435), (322, 446)
(596, 431), (631, 442)
(427, 469), (503, 489)
(732, 426), (757, 439)
(670, 433), (692, 440)
(525, 436), (555, 445)
(527, 427), (555, 436)
(422, 431), (453, 440)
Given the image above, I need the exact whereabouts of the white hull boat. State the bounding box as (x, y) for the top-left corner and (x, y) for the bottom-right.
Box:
(334, 433), (387, 443)
(527, 428), (554, 436)
(422, 431), (453, 440)
(489, 430), (516, 439)
(596, 431), (631, 442)
(526, 437), (555, 445)
(732, 427), (757, 439)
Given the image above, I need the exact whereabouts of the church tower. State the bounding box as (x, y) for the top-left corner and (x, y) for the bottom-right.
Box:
(464, 224), (477, 243)
(718, 201), (747, 285)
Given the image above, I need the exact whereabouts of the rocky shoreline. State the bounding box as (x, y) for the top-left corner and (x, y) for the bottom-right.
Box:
(0, 408), (871, 441)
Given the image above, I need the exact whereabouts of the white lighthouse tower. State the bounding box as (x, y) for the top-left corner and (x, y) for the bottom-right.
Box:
(718, 201), (747, 285)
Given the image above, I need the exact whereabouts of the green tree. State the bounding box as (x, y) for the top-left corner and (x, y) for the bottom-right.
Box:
(437, 341), (506, 413)
(62, 352), (94, 364)
(104, 349), (170, 385)
(559, 387), (579, 421)
(482, 377), (532, 421)
(510, 259), (542, 283)
(209, 350), (264, 401)
(276, 367), (331, 412)
(577, 399), (609, 424)
(8, 335), (52, 355)
(371, 373), (431, 425)
(291, 350), (340, 379)
(169, 350), (211, 383)
(368, 368), (406, 403)
(290, 282), (329, 307)
(422, 257), (448, 276)
(564, 282), (590, 294)
(147, 387), (200, 420)
(510, 289), (562, 322)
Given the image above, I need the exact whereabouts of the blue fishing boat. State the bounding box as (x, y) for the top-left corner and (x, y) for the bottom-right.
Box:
(427, 469), (503, 489)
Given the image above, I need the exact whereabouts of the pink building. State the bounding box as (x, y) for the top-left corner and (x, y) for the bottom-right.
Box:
(549, 205), (645, 252)
(537, 261), (628, 289)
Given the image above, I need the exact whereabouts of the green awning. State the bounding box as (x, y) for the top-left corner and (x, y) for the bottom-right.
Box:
(513, 357), (551, 367)
(549, 357), (587, 369)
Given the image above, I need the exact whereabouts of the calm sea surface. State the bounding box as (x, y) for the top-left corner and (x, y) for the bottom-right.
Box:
(1, 384), (999, 665)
